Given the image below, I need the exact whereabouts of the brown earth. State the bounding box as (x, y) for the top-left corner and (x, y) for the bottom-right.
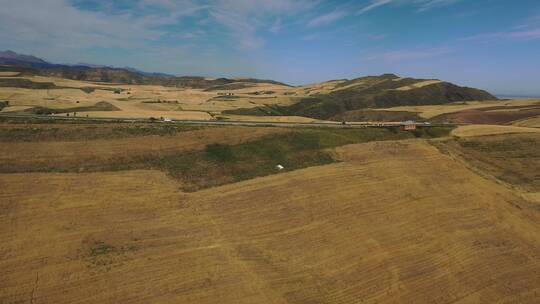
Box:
(433, 105), (540, 124)
(381, 99), (540, 120)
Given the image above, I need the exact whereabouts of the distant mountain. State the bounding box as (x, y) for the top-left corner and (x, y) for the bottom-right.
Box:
(0, 50), (290, 89)
(0, 50), (49, 66)
(226, 74), (497, 119)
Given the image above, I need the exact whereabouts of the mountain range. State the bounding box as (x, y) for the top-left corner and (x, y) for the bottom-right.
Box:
(0, 50), (288, 89)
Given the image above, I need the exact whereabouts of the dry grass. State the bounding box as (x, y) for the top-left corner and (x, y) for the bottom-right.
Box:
(217, 114), (324, 123)
(513, 115), (540, 128)
(393, 80), (442, 91)
(1, 139), (539, 303)
(0, 71), (299, 119)
(434, 133), (540, 193)
(381, 99), (540, 119)
(0, 125), (289, 172)
(0, 72), (21, 77)
(451, 124), (540, 137)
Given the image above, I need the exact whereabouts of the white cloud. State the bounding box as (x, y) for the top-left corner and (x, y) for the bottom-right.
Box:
(207, 0), (317, 49)
(307, 10), (347, 27)
(358, 0), (394, 15)
(0, 0), (164, 49)
(415, 0), (464, 12)
(463, 28), (540, 42)
(463, 14), (540, 43)
(357, 0), (466, 14)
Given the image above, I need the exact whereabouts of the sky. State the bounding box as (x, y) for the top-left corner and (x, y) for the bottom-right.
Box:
(1, 0), (540, 95)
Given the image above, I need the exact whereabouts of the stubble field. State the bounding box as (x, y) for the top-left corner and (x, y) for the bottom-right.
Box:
(1, 121), (539, 303)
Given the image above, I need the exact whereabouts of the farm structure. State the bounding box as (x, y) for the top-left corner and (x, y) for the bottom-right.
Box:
(400, 121), (417, 131)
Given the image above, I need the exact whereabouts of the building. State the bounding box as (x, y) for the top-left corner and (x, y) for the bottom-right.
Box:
(400, 121), (417, 131)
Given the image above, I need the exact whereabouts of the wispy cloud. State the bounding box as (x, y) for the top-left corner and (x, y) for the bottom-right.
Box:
(415, 0), (464, 12)
(357, 0), (466, 14)
(302, 33), (322, 41)
(208, 0), (318, 49)
(358, 0), (393, 15)
(463, 28), (540, 42)
(463, 15), (540, 42)
(307, 9), (347, 27)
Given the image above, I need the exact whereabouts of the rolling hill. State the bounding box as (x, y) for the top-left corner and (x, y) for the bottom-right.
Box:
(1, 50), (498, 121)
(226, 74), (497, 120)
(0, 51), (289, 89)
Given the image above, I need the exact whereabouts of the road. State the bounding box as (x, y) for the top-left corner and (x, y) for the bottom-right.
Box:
(0, 113), (451, 129)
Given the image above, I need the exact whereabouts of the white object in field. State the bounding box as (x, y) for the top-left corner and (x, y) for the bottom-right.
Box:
(162, 118), (172, 122)
(276, 165), (284, 170)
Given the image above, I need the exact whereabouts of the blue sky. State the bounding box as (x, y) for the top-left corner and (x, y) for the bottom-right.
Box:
(1, 0), (539, 95)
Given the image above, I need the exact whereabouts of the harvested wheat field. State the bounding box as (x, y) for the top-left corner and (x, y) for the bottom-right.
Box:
(434, 132), (540, 200)
(1, 126), (540, 303)
(381, 99), (540, 120)
(513, 116), (540, 128)
(0, 71), (304, 120)
(0, 124), (288, 172)
(451, 124), (540, 137)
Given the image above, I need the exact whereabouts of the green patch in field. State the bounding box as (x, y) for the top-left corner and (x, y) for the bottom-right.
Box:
(205, 143), (236, 162)
(433, 133), (540, 192)
(26, 101), (120, 115)
(0, 124), (201, 142)
(90, 241), (116, 257)
(144, 127), (450, 191)
(0, 124), (453, 191)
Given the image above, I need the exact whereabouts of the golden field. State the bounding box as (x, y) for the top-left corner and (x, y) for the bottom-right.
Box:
(0, 72), (297, 120)
(381, 99), (540, 119)
(451, 124), (540, 137)
(1, 122), (539, 303)
(2, 69), (540, 126)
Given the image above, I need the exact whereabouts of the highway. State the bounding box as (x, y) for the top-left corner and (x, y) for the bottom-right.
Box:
(0, 113), (451, 129)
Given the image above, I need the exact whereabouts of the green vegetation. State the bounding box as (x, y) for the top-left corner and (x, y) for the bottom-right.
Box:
(0, 124), (200, 142)
(434, 133), (540, 192)
(330, 109), (422, 122)
(0, 78), (58, 89)
(411, 126), (453, 138)
(140, 127), (452, 191)
(0, 122), (453, 191)
(90, 241), (116, 257)
(226, 74), (495, 120)
(26, 101), (120, 115)
(223, 104), (285, 116)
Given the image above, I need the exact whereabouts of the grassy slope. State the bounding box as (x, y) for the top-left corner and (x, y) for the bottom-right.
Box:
(24, 101), (121, 115)
(433, 133), (540, 192)
(0, 122), (452, 191)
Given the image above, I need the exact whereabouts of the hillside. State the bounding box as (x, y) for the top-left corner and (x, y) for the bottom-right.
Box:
(0, 51), (289, 89)
(227, 74), (497, 120)
(0, 51), (501, 122)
